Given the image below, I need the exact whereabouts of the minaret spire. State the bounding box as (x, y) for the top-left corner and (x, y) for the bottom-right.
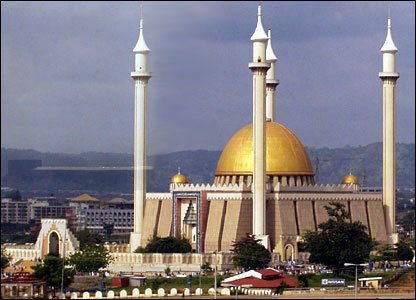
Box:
(379, 16), (399, 244)
(249, 3), (270, 249)
(266, 29), (279, 122)
(130, 5), (152, 252)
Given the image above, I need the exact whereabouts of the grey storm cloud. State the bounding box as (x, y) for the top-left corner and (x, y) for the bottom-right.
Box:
(1, 1), (415, 155)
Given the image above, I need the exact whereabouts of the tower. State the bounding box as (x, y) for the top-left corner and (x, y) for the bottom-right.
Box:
(248, 4), (270, 247)
(130, 12), (152, 252)
(379, 17), (399, 244)
(266, 29), (279, 122)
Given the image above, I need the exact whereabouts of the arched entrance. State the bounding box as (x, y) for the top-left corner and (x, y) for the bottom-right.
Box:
(48, 232), (60, 256)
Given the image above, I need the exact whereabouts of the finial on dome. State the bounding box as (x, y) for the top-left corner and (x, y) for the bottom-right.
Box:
(171, 167), (188, 184)
(133, 4), (150, 53)
(266, 29), (277, 61)
(380, 17), (398, 53)
(250, 4), (268, 41)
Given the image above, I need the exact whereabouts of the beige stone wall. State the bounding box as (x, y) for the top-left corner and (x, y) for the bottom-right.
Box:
(236, 198), (253, 241)
(204, 200), (226, 252)
(350, 201), (370, 233)
(141, 199), (160, 246)
(367, 201), (388, 242)
(277, 200), (298, 235)
(220, 198), (253, 252)
(314, 200), (333, 227)
(296, 201), (316, 234)
(266, 198), (280, 250)
(157, 200), (172, 237)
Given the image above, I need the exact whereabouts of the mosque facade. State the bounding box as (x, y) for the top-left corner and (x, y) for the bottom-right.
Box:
(130, 4), (399, 261)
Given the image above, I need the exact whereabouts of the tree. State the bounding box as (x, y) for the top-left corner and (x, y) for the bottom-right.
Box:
(138, 236), (192, 253)
(302, 202), (374, 275)
(231, 233), (271, 270)
(32, 254), (75, 296)
(1, 247), (12, 272)
(68, 245), (113, 273)
(74, 229), (103, 249)
(201, 262), (212, 272)
(396, 240), (414, 261)
(398, 211), (415, 232)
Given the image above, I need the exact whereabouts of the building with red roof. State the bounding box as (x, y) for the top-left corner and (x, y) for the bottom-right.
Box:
(221, 267), (297, 294)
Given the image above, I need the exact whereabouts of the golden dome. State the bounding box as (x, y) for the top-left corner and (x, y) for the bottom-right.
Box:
(171, 170), (188, 184)
(342, 173), (359, 185)
(215, 122), (314, 176)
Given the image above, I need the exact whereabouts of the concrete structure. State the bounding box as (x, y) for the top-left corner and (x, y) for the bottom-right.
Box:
(249, 4), (271, 247)
(1, 198), (28, 224)
(379, 18), (400, 244)
(130, 9), (152, 252)
(266, 29), (279, 122)
(124, 4), (394, 260)
(4, 219), (79, 262)
(79, 207), (133, 233)
(1, 272), (47, 299)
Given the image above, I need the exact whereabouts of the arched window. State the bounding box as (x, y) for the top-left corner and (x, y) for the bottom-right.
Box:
(49, 232), (60, 256)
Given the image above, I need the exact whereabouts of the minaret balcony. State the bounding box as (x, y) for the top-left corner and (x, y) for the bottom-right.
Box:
(131, 71), (152, 78)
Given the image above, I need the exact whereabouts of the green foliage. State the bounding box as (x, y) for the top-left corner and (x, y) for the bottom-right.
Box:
(1, 222), (40, 244)
(275, 280), (290, 295)
(303, 202), (374, 274)
(398, 211), (415, 232)
(164, 266), (171, 276)
(68, 245), (113, 273)
(231, 233), (271, 270)
(396, 240), (414, 261)
(1, 248), (12, 271)
(139, 236), (192, 253)
(74, 229), (104, 249)
(32, 254), (75, 290)
(201, 262), (212, 271)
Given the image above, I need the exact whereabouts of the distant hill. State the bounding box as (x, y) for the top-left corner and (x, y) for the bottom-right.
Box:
(1, 142), (414, 194)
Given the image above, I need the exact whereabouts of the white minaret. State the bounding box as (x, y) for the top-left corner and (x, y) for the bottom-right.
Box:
(248, 4), (270, 248)
(379, 17), (399, 244)
(130, 10), (152, 252)
(266, 29), (279, 122)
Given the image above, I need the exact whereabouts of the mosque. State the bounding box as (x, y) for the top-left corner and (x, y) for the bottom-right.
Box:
(129, 3), (400, 261)
(4, 4), (399, 269)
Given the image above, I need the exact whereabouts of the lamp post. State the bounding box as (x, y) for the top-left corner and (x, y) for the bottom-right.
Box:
(344, 263), (368, 299)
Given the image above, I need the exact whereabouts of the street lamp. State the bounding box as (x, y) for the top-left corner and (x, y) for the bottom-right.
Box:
(344, 263), (368, 299)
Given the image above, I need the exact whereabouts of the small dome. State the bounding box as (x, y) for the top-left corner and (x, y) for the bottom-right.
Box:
(171, 169), (188, 184)
(342, 173), (359, 185)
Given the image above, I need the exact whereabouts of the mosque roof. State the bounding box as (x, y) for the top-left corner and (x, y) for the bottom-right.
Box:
(215, 122), (314, 176)
(70, 194), (99, 201)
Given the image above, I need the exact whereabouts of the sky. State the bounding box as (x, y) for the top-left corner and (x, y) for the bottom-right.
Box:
(1, 1), (415, 155)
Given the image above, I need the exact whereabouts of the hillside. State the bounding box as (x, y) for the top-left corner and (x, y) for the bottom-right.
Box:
(1, 142), (414, 193)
